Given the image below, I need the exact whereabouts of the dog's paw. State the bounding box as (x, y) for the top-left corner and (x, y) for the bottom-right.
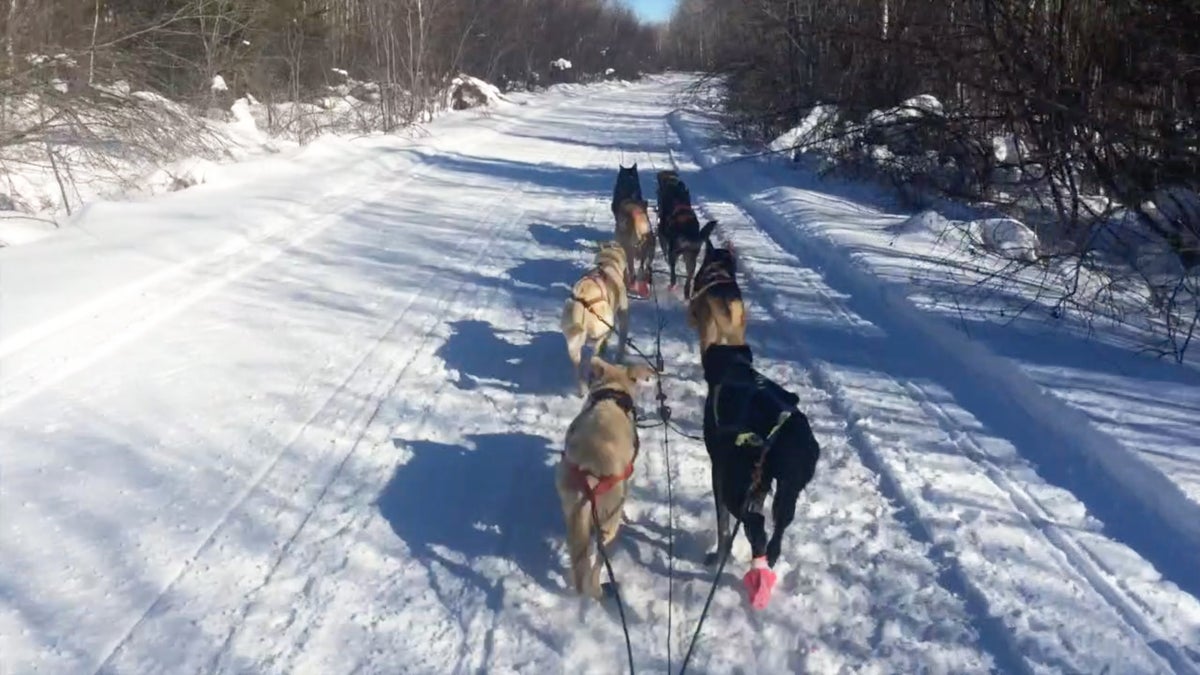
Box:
(743, 562), (777, 610)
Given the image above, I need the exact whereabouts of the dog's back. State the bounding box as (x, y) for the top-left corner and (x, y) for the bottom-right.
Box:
(656, 171), (697, 236)
(699, 344), (820, 585)
(706, 356), (819, 507)
(689, 242), (746, 348)
(612, 164), (642, 214)
(617, 199), (652, 238)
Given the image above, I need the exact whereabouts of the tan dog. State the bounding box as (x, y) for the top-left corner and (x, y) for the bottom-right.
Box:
(615, 199), (655, 297)
(561, 242), (629, 394)
(556, 357), (655, 599)
(687, 232), (747, 352)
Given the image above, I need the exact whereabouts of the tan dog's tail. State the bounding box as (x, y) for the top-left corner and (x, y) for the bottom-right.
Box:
(726, 298), (746, 334)
(562, 295), (586, 334)
(561, 296), (588, 370)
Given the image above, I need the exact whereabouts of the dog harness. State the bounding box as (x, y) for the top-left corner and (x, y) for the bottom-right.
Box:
(690, 262), (737, 302)
(574, 268), (610, 308)
(564, 389), (640, 501)
(711, 365), (798, 450)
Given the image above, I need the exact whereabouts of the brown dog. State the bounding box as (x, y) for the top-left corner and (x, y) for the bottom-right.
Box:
(615, 199), (655, 298)
(556, 357), (655, 599)
(655, 170), (707, 298)
(561, 242), (629, 394)
(687, 223), (747, 352)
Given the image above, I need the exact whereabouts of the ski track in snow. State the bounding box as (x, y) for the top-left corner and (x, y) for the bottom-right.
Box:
(1, 75), (1198, 675)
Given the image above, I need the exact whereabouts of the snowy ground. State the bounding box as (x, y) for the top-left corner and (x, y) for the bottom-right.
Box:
(2, 74), (1199, 674)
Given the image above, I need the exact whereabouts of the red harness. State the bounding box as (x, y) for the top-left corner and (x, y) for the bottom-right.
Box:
(566, 461), (635, 501)
(563, 389), (639, 500)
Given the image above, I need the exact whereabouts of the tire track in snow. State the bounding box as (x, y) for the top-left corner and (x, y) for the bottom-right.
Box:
(465, 187), (608, 675)
(91, 158), (538, 675)
(663, 113), (1199, 674)
(901, 381), (1200, 675)
(182, 141), (614, 674)
(209, 202), (536, 675)
(251, 189), (608, 675)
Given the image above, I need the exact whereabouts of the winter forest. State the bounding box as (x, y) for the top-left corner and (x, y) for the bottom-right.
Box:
(2, 1), (1200, 673)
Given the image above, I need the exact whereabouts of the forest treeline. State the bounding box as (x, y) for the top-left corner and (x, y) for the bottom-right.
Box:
(662, 0), (1198, 255)
(2, 0), (660, 128)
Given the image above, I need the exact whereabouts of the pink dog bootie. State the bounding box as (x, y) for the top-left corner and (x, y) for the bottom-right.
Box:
(743, 556), (777, 610)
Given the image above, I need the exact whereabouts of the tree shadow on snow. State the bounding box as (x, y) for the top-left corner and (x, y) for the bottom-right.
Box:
(378, 432), (564, 595)
(436, 319), (574, 395)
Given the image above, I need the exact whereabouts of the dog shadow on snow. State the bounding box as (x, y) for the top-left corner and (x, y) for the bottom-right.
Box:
(436, 319), (575, 395)
(378, 433), (564, 598)
(528, 222), (609, 252)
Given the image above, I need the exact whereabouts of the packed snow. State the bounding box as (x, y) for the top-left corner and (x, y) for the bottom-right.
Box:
(2, 74), (1199, 675)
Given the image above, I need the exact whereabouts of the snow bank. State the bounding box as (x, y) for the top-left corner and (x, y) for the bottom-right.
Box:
(866, 94), (944, 128)
(887, 210), (1039, 263)
(1089, 190), (1199, 272)
(769, 105), (839, 157)
(969, 218), (1040, 262)
(888, 209), (956, 237)
(446, 74), (506, 111)
(0, 213), (57, 247)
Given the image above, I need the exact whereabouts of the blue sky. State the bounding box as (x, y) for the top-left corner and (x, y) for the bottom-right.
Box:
(626, 0), (678, 23)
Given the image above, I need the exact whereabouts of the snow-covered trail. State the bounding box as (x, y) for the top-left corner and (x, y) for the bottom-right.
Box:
(1, 75), (1197, 675)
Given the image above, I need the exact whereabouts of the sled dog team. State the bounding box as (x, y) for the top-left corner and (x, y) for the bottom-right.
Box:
(557, 164), (822, 611)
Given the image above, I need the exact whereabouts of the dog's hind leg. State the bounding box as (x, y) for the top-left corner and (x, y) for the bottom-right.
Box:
(704, 469), (735, 566)
(565, 331), (588, 395)
(615, 293), (630, 360)
(597, 485), (625, 546)
(682, 250), (698, 299)
(766, 430), (820, 566)
(564, 495), (602, 599)
(667, 244), (679, 290)
(742, 508), (770, 561)
(765, 482), (800, 568)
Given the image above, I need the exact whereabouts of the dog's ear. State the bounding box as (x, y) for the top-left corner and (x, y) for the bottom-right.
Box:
(631, 162), (637, 170)
(625, 363), (656, 384)
(699, 219), (718, 241)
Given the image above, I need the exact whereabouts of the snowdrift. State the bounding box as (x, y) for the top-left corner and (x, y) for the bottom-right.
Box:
(446, 74), (507, 111)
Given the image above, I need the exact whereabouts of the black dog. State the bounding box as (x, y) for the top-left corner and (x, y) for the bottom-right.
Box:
(700, 343), (820, 608)
(655, 170), (709, 297)
(611, 163), (643, 217)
